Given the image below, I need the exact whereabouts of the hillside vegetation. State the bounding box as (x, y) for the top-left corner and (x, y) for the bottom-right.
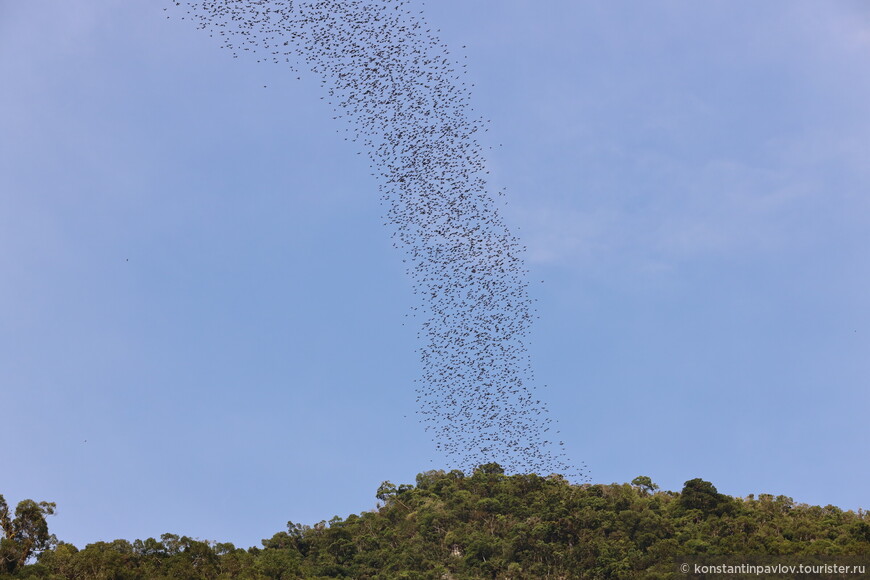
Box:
(3, 464), (868, 579)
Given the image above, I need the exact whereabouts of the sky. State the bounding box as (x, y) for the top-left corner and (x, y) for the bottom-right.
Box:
(2, 0), (869, 550)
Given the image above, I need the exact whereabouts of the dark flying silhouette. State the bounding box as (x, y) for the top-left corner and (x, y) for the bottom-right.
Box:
(167, 0), (587, 479)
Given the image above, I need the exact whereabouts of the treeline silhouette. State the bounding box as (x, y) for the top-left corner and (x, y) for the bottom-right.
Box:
(3, 464), (868, 579)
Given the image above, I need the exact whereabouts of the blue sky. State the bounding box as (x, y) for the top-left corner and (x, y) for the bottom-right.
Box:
(2, 0), (868, 549)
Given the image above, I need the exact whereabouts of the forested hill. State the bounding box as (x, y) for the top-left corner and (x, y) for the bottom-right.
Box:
(3, 464), (869, 579)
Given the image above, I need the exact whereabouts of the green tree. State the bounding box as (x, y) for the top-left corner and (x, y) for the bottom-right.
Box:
(680, 478), (730, 515)
(0, 494), (56, 574)
(376, 481), (397, 503)
(631, 476), (659, 495)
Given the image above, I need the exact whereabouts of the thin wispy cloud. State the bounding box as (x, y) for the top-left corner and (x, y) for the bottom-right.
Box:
(490, 2), (870, 274)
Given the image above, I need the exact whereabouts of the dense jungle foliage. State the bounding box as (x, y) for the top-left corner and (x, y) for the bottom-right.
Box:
(3, 464), (868, 579)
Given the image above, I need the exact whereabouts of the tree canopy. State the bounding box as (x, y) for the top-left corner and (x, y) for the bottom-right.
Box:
(2, 468), (868, 579)
(0, 494), (56, 575)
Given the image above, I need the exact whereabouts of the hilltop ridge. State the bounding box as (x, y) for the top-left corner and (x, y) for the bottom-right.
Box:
(3, 464), (868, 579)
